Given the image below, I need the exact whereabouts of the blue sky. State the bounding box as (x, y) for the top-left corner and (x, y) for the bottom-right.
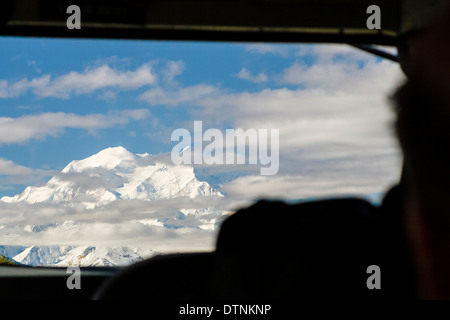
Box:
(0, 38), (243, 195)
(0, 36), (403, 202)
(0, 36), (408, 251)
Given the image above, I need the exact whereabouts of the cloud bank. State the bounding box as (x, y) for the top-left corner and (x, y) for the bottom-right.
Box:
(0, 64), (157, 99)
(0, 44), (405, 252)
(0, 109), (150, 145)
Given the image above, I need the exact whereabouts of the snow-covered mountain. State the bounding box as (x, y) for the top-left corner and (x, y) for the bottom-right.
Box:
(0, 147), (226, 267)
(0, 244), (156, 267)
(11, 245), (156, 267)
(2, 146), (222, 208)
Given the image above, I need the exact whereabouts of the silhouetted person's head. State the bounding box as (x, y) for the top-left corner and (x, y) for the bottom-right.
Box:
(395, 5), (450, 299)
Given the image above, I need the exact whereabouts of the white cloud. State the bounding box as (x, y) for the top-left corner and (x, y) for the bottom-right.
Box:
(27, 60), (42, 74)
(222, 174), (370, 200)
(0, 44), (407, 252)
(0, 159), (33, 176)
(0, 159), (57, 188)
(161, 60), (185, 85)
(138, 84), (219, 106)
(0, 79), (29, 98)
(138, 44), (405, 199)
(237, 68), (268, 83)
(98, 90), (118, 102)
(0, 218), (217, 252)
(296, 44), (375, 63)
(0, 109), (150, 145)
(0, 196), (228, 251)
(278, 59), (401, 92)
(244, 44), (290, 57)
(0, 63), (157, 99)
(198, 59), (403, 194)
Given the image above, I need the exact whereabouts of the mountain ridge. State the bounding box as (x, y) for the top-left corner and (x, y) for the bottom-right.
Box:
(1, 146), (222, 207)
(0, 146), (225, 267)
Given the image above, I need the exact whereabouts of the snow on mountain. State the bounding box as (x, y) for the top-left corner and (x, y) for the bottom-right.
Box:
(0, 146), (226, 267)
(1, 146), (222, 209)
(10, 245), (156, 267)
(12, 245), (74, 266)
(63, 146), (137, 173)
(0, 245), (27, 261)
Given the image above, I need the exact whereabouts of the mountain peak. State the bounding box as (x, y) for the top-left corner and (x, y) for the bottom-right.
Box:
(62, 146), (136, 173)
(3, 146), (222, 208)
(97, 146), (131, 157)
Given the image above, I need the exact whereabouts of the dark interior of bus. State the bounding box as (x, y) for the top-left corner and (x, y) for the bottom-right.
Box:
(0, 0), (447, 300)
